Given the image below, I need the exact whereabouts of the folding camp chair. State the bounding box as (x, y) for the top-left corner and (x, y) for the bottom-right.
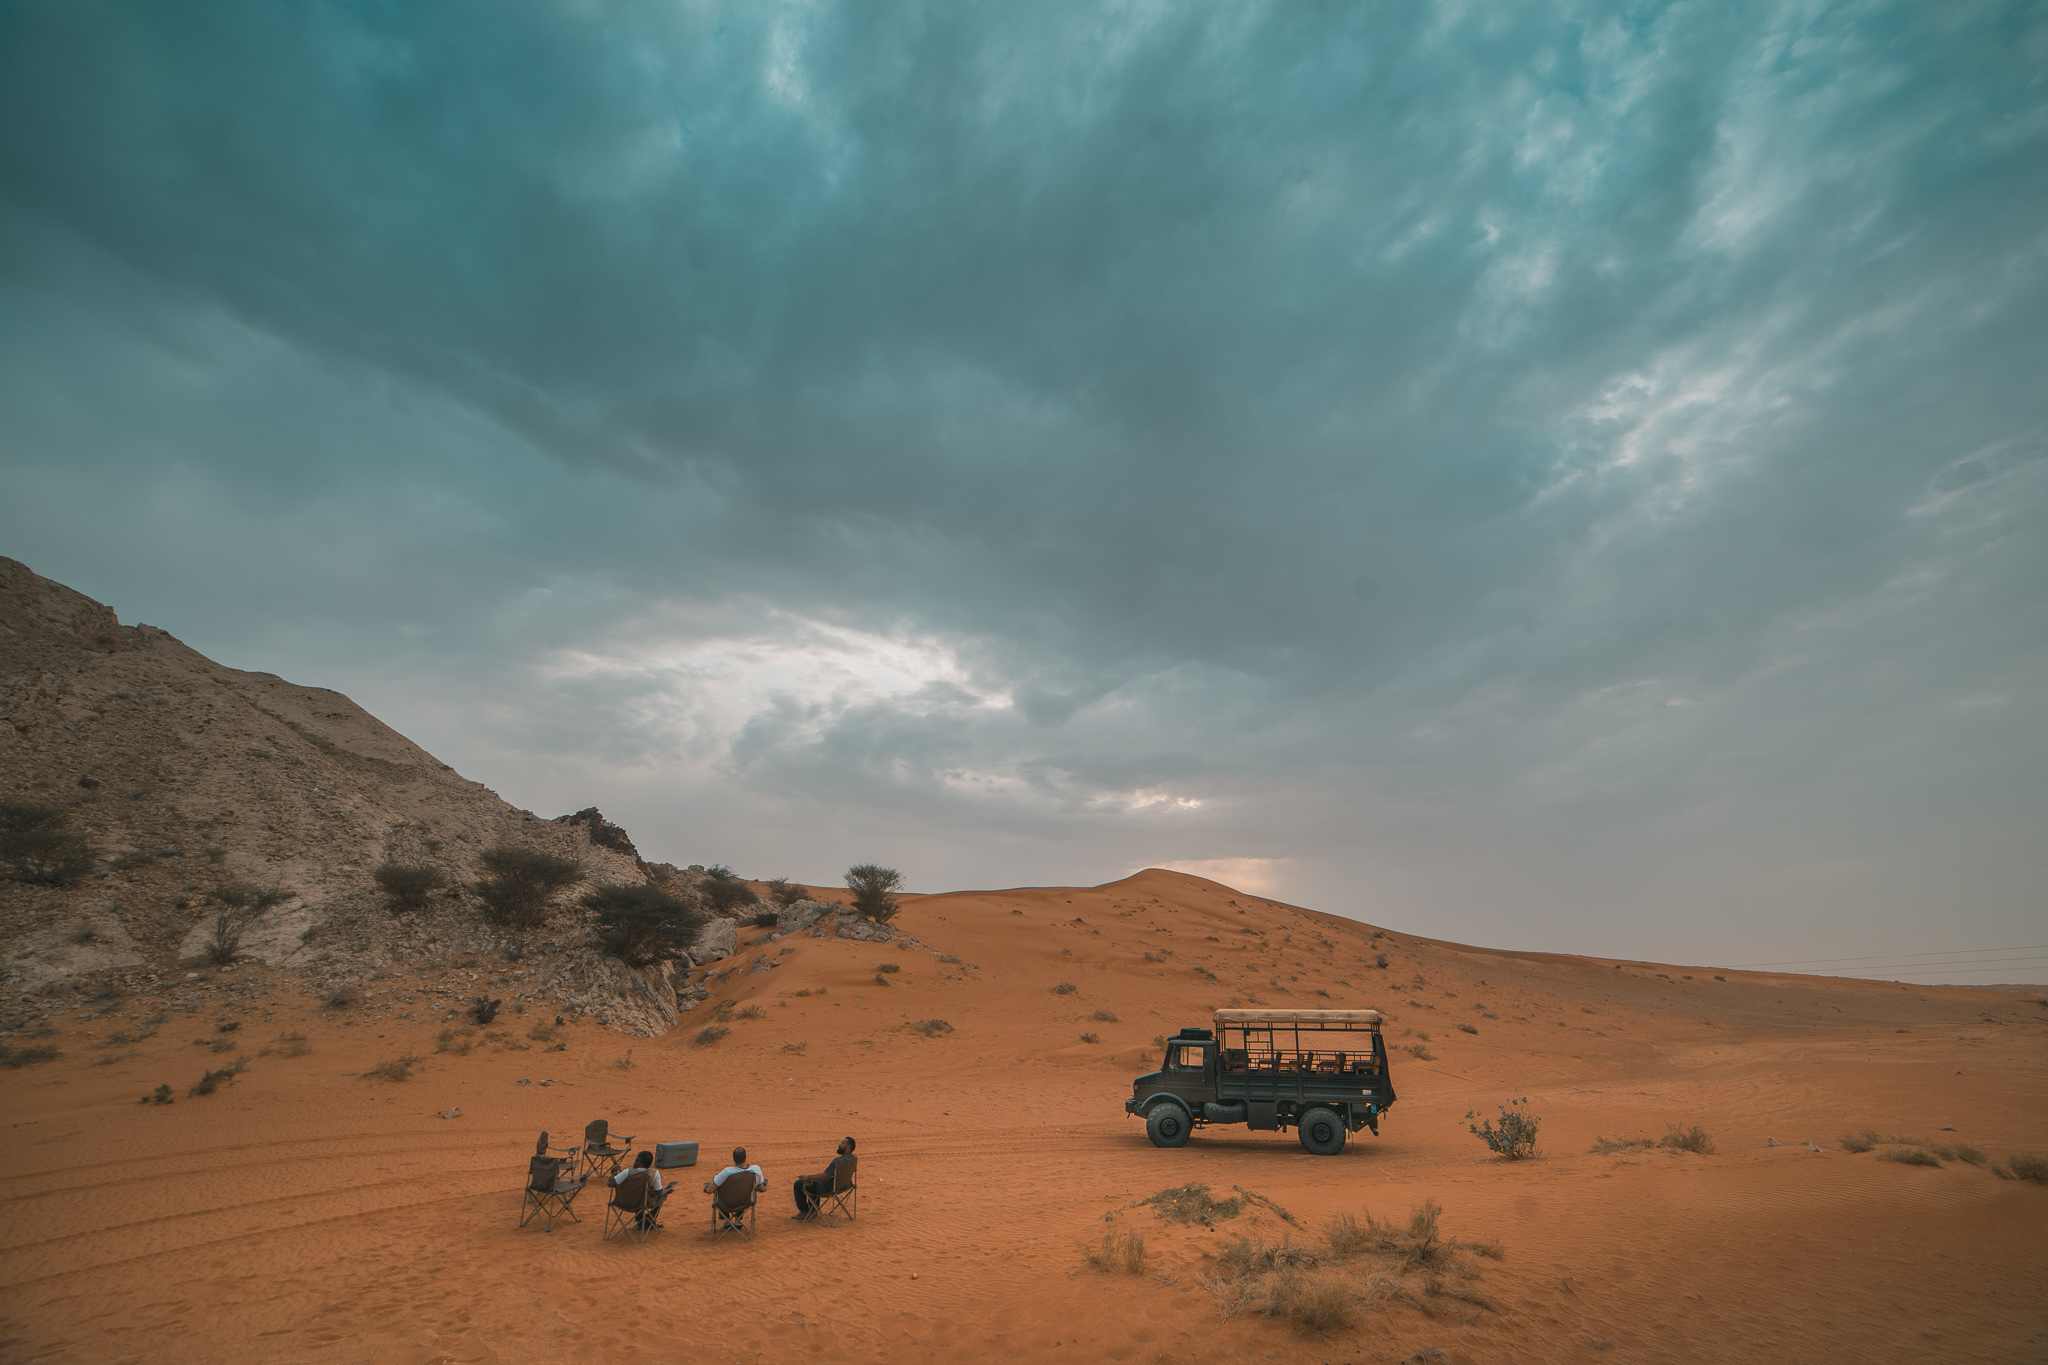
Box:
(710, 1170), (760, 1242)
(582, 1119), (635, 1180)
(518, 1155), (585, 1232)
(820, 1154), (858, 1227)
(603, 1169), (662, 1244)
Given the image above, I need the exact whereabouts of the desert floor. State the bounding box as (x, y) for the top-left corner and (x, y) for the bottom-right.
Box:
(3, 870), (2044, 1364)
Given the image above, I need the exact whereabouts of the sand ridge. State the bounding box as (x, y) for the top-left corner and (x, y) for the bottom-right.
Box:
(3, 869), (2044, 1362)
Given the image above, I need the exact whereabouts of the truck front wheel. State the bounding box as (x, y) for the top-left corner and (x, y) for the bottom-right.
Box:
(1298, 1107), (1346, 1155)
(1146, 1105), (1192, 1148)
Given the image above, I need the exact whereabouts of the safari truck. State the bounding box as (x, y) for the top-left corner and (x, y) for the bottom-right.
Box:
(1123, 1008), (1394, 1155)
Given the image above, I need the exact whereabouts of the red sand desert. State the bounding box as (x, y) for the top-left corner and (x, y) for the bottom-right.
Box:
(3, 871), (2044, 1364)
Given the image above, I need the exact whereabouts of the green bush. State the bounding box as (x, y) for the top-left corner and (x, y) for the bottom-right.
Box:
(474, 846), (584, 928)
(1467, 1098), (1539, 1159)
(580, 883), (706, 967)
(699, 865), (758, 915)
(372, 862), (447, 913)
(0, 799), (97, 885)
(844, 863), (903, 922)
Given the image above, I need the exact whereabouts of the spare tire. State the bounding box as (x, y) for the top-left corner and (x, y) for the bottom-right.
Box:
(1146, 1103), (1192, 1148)
(1298, 1106), (1346, 1155)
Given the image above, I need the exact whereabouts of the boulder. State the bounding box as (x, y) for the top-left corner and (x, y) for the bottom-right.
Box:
(774, 899), (837, 935)
(687, 917), (738, 965)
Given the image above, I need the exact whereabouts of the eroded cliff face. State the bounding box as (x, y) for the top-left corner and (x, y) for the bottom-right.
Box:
(0, 557), (729, 1036)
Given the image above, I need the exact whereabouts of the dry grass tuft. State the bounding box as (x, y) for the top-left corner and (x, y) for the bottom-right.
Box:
(1996, 1153), (2047, 1183)
(1080, 1226), (1149, 1275)
(1140, 1183), (1242, 1227)
(270, 1033), (311, 1058)
(911, 1018), (954, 1037)
(1080, 1031), (1100, 1043)
(527, 1020), (561, 1043)
(1093, 1009), (1119, 1022)
(434, 1028), (476, 1055)
(693, 1025), (730, 1046)
(1879, 1147), (1940, 1167)
(735, 1005), (765, 1020)
(1590, 1136), (1652, 1155)
(1051, 981), (1078, 994)
(364, 1054), (422, 1082)
(1840, 1129), (1879, 1153)
(876, 962), (900, 973)
(1659, 1124), (1714, 1155)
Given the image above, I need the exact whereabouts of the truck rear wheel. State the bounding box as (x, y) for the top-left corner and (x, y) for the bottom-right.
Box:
(1298, 1107), (1346, 1155)
(1146, 1104), (1192, 1148)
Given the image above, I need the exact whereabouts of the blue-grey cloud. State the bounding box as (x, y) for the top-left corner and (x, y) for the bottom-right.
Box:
(2, 0), (2044, 977)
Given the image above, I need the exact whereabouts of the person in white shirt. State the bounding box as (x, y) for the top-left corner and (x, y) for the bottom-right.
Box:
(706, 1146), (765, 1200)
(612, 1149), (667, 1229)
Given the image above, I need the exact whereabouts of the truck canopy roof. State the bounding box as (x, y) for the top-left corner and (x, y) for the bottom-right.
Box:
(1213, 1008), (1382, 1028)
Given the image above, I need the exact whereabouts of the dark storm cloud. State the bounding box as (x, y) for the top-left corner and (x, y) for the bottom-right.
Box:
(3, 0), (2044, 972)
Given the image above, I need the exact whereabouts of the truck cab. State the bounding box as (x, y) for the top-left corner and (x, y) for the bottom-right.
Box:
(1124, 1008), (1396, 1155)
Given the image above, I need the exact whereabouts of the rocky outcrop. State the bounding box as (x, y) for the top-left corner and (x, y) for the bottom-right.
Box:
(0, 557), (692, 1037)
(687, 916), (738, 965)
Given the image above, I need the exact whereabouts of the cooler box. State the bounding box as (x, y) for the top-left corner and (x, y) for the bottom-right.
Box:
(654, 1141), (698, 1169)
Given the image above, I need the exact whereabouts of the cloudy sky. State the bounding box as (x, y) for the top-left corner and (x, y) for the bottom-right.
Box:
(4, 1), (2043, 981)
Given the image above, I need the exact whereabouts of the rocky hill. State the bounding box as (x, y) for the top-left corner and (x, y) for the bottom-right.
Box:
(0, 557), (868, 1035)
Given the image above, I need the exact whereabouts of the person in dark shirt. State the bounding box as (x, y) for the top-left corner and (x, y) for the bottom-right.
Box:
(792, 1135), (855, 1219)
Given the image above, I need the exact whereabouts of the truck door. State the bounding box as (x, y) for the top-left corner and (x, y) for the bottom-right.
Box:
(1159, 1040), (1214, 1110)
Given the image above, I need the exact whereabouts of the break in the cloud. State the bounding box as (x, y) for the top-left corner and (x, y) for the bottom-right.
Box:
(2, 1), (2044, 980)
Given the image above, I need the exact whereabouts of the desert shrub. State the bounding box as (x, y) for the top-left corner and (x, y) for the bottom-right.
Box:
(202, 881), (293, 964)
(209, 1037), (237, 1053)
(843, 863), (904, 922)
(1080, 1227), (1148, 1275)
(1142, 1183), (1242, 1226)
(0, 1043), (61, 1068)
(365, 1054), (422, 1082)
(1840, 1129), (1879, 1153)
(190, 1056), (248, 1095)
(711, 999), (736, 1022)
(435, 1028), (475, 1055)
(373, 862), (447, 913)
(876, 962), (900, 973)
(613, 1049), (635, 1070)
(1080, 1031), (1100, 1044)
(527, 1020), (561, 1042)
(271, 1033), (310, 1058)
(0, 799), (98, 884)
(913, 1019), (954, 1037)
(1879, 1147), (1940, 1167)
(1051, 981), (1078, 995)
(693, 1025), (730, 1047)
(1998, 1153), (2047, 1183)
(1928, 1142), (1985, 1165)
(1374, 953), (1389, 969)
(1659, 1124), (1714, 1155)
(474, 846), (584, 927)
(1467, 1098), (1539, 1159)
(142, 1083), (174, 1105)
(469, 994), (502, 1025)
(326, 987), (360, 1009)
(763, 876), (806, 908)
(1093, 1009), (1118, 1022)
(1457, 1023), (1478, 1035)
(581, 882), (706, 967)
(1590, 1136), (1652, 1155)
(1406, 1044), (1433, 1060)
(735, 1005), (765, 1020)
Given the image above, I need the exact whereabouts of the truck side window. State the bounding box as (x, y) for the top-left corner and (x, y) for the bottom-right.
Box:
(1168, 1044), (1201, 1069)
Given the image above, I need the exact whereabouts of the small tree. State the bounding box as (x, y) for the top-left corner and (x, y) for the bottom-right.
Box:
(698, 864), (758, 916)
(0, 799), (98, 885)
(474, 846), (584, 928)
(373, 862), (447, 913)
(844, 863), (903, 922)
(582, 883), (708, 968)
(203, 882), (293, 965)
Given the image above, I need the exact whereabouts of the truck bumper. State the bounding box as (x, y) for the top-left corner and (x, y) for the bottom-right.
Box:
(1124, 1096), (1140, 1115)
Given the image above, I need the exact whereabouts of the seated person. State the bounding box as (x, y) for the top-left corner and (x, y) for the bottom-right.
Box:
(704, 1146), (765, 1200)
(613, 1149), (667, 1229)
(792, 1136), (855, 1220)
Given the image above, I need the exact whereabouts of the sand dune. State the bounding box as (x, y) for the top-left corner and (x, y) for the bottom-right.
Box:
(3, 869), (2043, 1362)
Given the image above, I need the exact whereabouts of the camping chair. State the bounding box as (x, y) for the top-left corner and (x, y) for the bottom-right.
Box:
(582, 1119), (636, 1180)
(710, 1170), (760, 1242)
(518, 1155), (585, 1232)
(820, 1154), (858, 1227)
(603, 1169), (662, 1244)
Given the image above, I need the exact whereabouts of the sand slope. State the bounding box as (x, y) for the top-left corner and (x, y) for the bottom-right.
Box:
(3, 870), (2044, 1363)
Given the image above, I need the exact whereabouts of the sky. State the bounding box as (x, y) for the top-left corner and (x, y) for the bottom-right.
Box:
(3, 1), (2044, 983)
